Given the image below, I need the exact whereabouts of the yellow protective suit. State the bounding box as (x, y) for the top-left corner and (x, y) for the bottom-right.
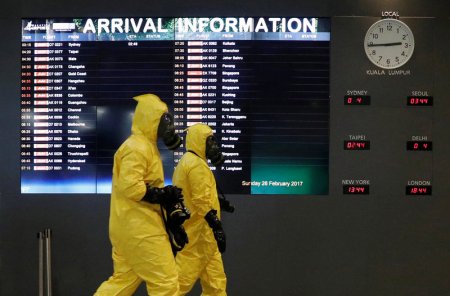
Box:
(172, 123), (227, 296)
(95, 94), (179, 296)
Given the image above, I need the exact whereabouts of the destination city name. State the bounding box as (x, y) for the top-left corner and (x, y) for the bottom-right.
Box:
(224, 159), (242, 164)
(67, 152), (89, 156)
(68, 159), (86, 164)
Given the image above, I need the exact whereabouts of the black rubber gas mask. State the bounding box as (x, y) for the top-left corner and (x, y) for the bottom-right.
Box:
(158, 113), (181, 150)
(205, 135), (225, 167)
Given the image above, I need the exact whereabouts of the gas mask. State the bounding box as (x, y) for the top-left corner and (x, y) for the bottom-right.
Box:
(158, 112), (181, 150)
(205, 135), (225, 167)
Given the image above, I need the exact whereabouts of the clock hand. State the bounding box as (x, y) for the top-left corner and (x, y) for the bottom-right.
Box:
(367, 42), (402, 47)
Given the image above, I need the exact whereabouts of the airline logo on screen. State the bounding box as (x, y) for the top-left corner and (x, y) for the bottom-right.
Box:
(24, 21), (50, 31)
(81, 17), (319, 34)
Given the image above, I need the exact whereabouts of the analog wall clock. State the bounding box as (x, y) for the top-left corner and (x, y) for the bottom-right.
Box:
(364, 18), (414, 69)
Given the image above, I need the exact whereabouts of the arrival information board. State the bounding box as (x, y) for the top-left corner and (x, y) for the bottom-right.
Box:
(20, 17), (330, 194)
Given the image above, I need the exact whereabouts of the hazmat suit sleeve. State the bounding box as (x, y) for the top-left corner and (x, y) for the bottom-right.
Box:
(115, 146), (147, 202)
(188, 162), (216, 218)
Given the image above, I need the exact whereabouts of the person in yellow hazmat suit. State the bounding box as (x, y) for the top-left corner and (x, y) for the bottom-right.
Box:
(95, 93), (190, 296)
(172, 123), (232, 296)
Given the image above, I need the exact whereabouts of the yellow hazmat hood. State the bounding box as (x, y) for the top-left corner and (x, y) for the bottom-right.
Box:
(131, 93), (168, 143)
(185, 123), (213, 160)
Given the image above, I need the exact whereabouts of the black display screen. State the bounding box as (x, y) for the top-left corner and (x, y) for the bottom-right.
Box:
(344, 140), (370, 150)
(406, 141), (432, 151)
(20, 17), (330, 194)
(407, 96), (433, 106)
(342, 185), (370, 194)
(405, 185), (432, 195)
(344, 95), (370, 105)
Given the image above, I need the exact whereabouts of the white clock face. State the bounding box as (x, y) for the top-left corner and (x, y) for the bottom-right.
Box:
(364, 19), (414, 69)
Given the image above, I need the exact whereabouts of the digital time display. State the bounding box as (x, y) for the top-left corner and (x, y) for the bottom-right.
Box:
(407, 96), (433, 106)
(406, 185), (432, 195)
(344, 140), (370, 150)
(344, 95), (371, 105)
(343, 185), (369, 194)
(406, 141), (432, 151)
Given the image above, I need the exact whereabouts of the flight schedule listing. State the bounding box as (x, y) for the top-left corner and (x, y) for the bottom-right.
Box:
(20, 17), (330, 194)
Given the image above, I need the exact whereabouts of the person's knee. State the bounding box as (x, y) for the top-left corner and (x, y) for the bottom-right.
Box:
(145, 276), (179, 296)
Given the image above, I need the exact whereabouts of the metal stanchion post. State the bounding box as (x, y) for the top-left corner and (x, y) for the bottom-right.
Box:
(45, 228), (52, 296)
(38, 229), (53, 296)
(38, 232), (44, 296)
